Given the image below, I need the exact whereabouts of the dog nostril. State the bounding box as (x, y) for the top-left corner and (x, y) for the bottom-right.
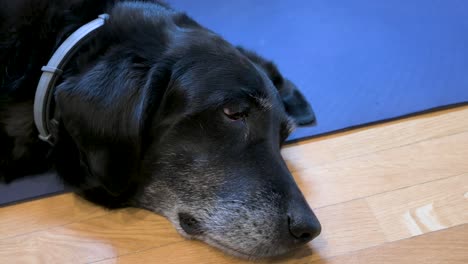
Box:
(287, 216), (321, 243)
(178, 213), (203, 235)
(298, 232), (311, 240)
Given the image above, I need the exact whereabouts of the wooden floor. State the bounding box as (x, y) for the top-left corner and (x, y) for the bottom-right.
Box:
(1, 106), (468, 264)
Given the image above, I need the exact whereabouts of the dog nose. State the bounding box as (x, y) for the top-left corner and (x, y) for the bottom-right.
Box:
(287, 208), (321, 243)
(288, 215), (321, 243)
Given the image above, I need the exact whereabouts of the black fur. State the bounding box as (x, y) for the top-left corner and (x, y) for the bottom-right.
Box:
(1, 0), (319, 258)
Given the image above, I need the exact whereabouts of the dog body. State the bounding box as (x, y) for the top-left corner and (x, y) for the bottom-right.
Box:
(0, 0), (320, 258)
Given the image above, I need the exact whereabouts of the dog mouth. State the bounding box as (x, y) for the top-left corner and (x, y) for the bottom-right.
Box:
(203, 236), (270, 259)
(178, 212), (204, 235)
(180, 230), (282, 259)
(176, 212), (295, 259)
(196, 233), (292, 259)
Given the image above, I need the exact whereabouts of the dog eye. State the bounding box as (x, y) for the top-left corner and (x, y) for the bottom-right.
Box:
(223, 107), (248, 121)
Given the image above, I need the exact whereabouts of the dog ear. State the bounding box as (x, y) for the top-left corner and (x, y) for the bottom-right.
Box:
(236, 47), (316, 125)
(55, 56), (168, 198)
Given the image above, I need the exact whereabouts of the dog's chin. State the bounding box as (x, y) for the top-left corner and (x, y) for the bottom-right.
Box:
(172, 223), (292, 260)
(200, 235), (293, 260)
(153, 208), (296, 259)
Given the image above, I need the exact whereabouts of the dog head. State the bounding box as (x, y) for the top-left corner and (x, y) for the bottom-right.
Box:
(55, 2), (320, 258)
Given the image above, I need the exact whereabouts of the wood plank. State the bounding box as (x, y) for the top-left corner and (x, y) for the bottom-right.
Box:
(293, 131), (468, 208)
(308, 199), (387, 260)
(311, 224), (468, 264)
(0, 208), (183, 263)
(366, 173), (468, 242)
(0, 194), (107, 239)
(94, 240), (246, 264)
(94, 199), (387, 264)
(282, 106), (468, 172)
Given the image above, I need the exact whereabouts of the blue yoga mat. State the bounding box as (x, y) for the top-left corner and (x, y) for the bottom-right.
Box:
(169, 0), (468, 141)
(2, 0), (468, 205)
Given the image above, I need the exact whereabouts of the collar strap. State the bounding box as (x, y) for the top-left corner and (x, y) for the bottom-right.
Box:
(33, 14), (109, 145)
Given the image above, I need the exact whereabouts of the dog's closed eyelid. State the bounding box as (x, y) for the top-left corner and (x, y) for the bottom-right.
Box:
(222, 102), (250, 121)
(223, 107), (248, 121)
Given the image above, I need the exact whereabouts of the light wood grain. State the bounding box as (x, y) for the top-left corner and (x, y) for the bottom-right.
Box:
(0, 194), (107, 239)
(0, 208), (183, 263)
(366, 173), (468, 242)
(1, 105), (468, 263)
(311, 224), (468, 264)
(94, 240), (246, 264)
(295, 131), (468, 208)
(309, 199), (386, 260)
(282, 106), (468, 171)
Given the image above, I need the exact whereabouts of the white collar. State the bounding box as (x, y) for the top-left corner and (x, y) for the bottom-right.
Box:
(33, 14), (109, 145)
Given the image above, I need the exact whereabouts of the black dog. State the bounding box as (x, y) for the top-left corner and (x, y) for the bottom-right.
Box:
(0, 0), (320, 258)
